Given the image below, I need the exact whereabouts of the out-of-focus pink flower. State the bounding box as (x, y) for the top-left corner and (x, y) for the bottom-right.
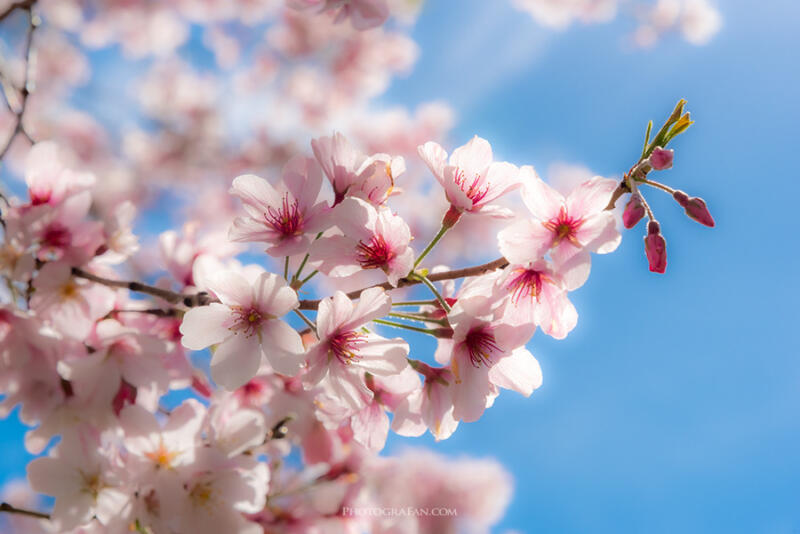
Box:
(27, 432), (130, 531)
(310, 197), (414, 286)
(304, 288), (408, 410)
(287, 0), (391, 30)
(498, 166), (620, 290)
(418, 136), (520, 218)
(229, 156), (330, 257)
(24, 142), (95, 207)
(180, 270), (304, 389)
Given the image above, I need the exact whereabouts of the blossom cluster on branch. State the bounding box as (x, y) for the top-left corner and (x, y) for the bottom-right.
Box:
(0, 1), (719, 533)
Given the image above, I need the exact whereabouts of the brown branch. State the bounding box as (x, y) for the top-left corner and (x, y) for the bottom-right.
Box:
(71, 267), (211, 307)
(0, 501), (49, 520)
(0, 0), (35, 24)
(0, 2), (38, 163)
(297, 257), (509, 310)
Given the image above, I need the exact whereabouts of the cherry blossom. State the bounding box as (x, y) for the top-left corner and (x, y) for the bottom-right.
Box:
(229, 155), (330, 257)
(180, 270), (305, 388)
(304, 288), (409, 410)
(498, 166), (621, 290)
(418, 135), (520, 219)
(310, 197), (415, 286)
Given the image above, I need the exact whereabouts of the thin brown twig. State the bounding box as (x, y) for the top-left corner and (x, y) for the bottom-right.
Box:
(0, 501), (50, 520)
(0, 3), (37, 162)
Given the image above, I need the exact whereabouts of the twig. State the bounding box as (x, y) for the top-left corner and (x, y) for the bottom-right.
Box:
(71, 267), (210, 307)
(0, 501), (49, 520)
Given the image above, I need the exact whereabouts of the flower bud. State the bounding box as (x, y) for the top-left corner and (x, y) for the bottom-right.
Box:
(649, 147), (674, 170)
(644, 220), (667, 273)
(622, 194), (646, 229)
(672, 191), (715, 227)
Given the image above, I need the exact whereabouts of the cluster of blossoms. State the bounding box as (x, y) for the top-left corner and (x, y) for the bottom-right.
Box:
(0, 101), (714, 531)
(0, 0), (719, 532)
(512, 0), (721, 46)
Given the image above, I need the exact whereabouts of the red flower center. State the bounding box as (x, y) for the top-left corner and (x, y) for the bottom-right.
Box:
(506, 267), (550, 303)
(454, 168), (489, 205)
(265, 194), (303, 237)
(230, 306), (263, 338)
(329, 330), (366, 364)
(355, 234), (394, 269)
(42, 223), (72, 249)
(464, 327), (501, 367)
(543, 206), (583, 247)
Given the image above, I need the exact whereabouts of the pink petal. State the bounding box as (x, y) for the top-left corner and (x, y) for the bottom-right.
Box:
(207, 271), (253, 307)
(354, 336), (409, 376)
(497, 219), (552, 265)
(449, 135), (493, 176)
(210, 335), (262, 390)
(417, 141), (448, 182)
(260, 319), (304, 376)
(179, 303), (232, 351)
(519, 166), (563, 220)
(551, 244), (592, 291)
(252, 272), (298, 317)
(488, 347), (542, 396)
(566, 176), (618, 217)
(343, 286), (392, 331)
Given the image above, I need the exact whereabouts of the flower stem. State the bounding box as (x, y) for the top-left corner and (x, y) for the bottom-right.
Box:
(284, 256), (290, 280)
(392, 300), (437, 307)
(414, 223), (451, 269)
(299, 269), (318, 287)
(388, 312), (446, 325)
(372, 318), (441, 336)
(293, 232), (323, 281)
(640, 178), (676, 195)
(411, 273), (451, 313)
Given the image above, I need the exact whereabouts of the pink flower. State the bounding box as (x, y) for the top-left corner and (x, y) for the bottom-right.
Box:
(27, 432), (130, 531)
(498, 167), (621, 290)
(120, 400), (204, 473)
(287, 0), (390, 30)
(496, 260), (578, 340)
(304, 288), (409, 410)
(435, 300), (538, 423)
(24, 141), (95, 207)
(29, 262), (116, 340)
(229, 156), (330, 257)
(392, 361), (459, 441)
(350, 368), (421, 451)
(417, 135), (520, 218)
(310, 197), (414, 286)
(311, 132), (402, 206)
(180, 270), (305, 389)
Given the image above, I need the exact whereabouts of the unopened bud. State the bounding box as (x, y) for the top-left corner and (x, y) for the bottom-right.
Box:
(649, 147), (674, 170)
(622, 194), (646, 229)
(644, 220), (667, 274)
(673, 191), (715, 227)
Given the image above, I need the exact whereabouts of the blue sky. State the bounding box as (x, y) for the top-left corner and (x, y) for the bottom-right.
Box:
(379, 0), (800, 532)
(2, 1), (799, 532)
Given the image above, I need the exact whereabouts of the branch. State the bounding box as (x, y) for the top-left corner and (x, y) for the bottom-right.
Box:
(297, 257), (509, 310)
(0, 501), (49, 520)
(0, 2), (38, 162)
(71, 267), (211, 307)
(0, 0), (35, 24)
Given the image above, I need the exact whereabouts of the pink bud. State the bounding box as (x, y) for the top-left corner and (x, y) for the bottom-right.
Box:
(685, 197), (715, 227)
(649, 147), (674, 170)
(623, 194), (646, 229)
(672, 191), (715, 227)
(644, 220), (667, 273)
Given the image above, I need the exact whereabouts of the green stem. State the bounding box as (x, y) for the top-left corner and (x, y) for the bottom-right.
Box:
(372, 318), (440, 336)
(299, 269), (318, 287)
(392, 300), (437, 307)
(414, 223), (451, 269)
(412, 273), (451, 313)
(388, 312), (445, 325)
(283, 256), (290, 280)
(293, 232), (323, 281)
